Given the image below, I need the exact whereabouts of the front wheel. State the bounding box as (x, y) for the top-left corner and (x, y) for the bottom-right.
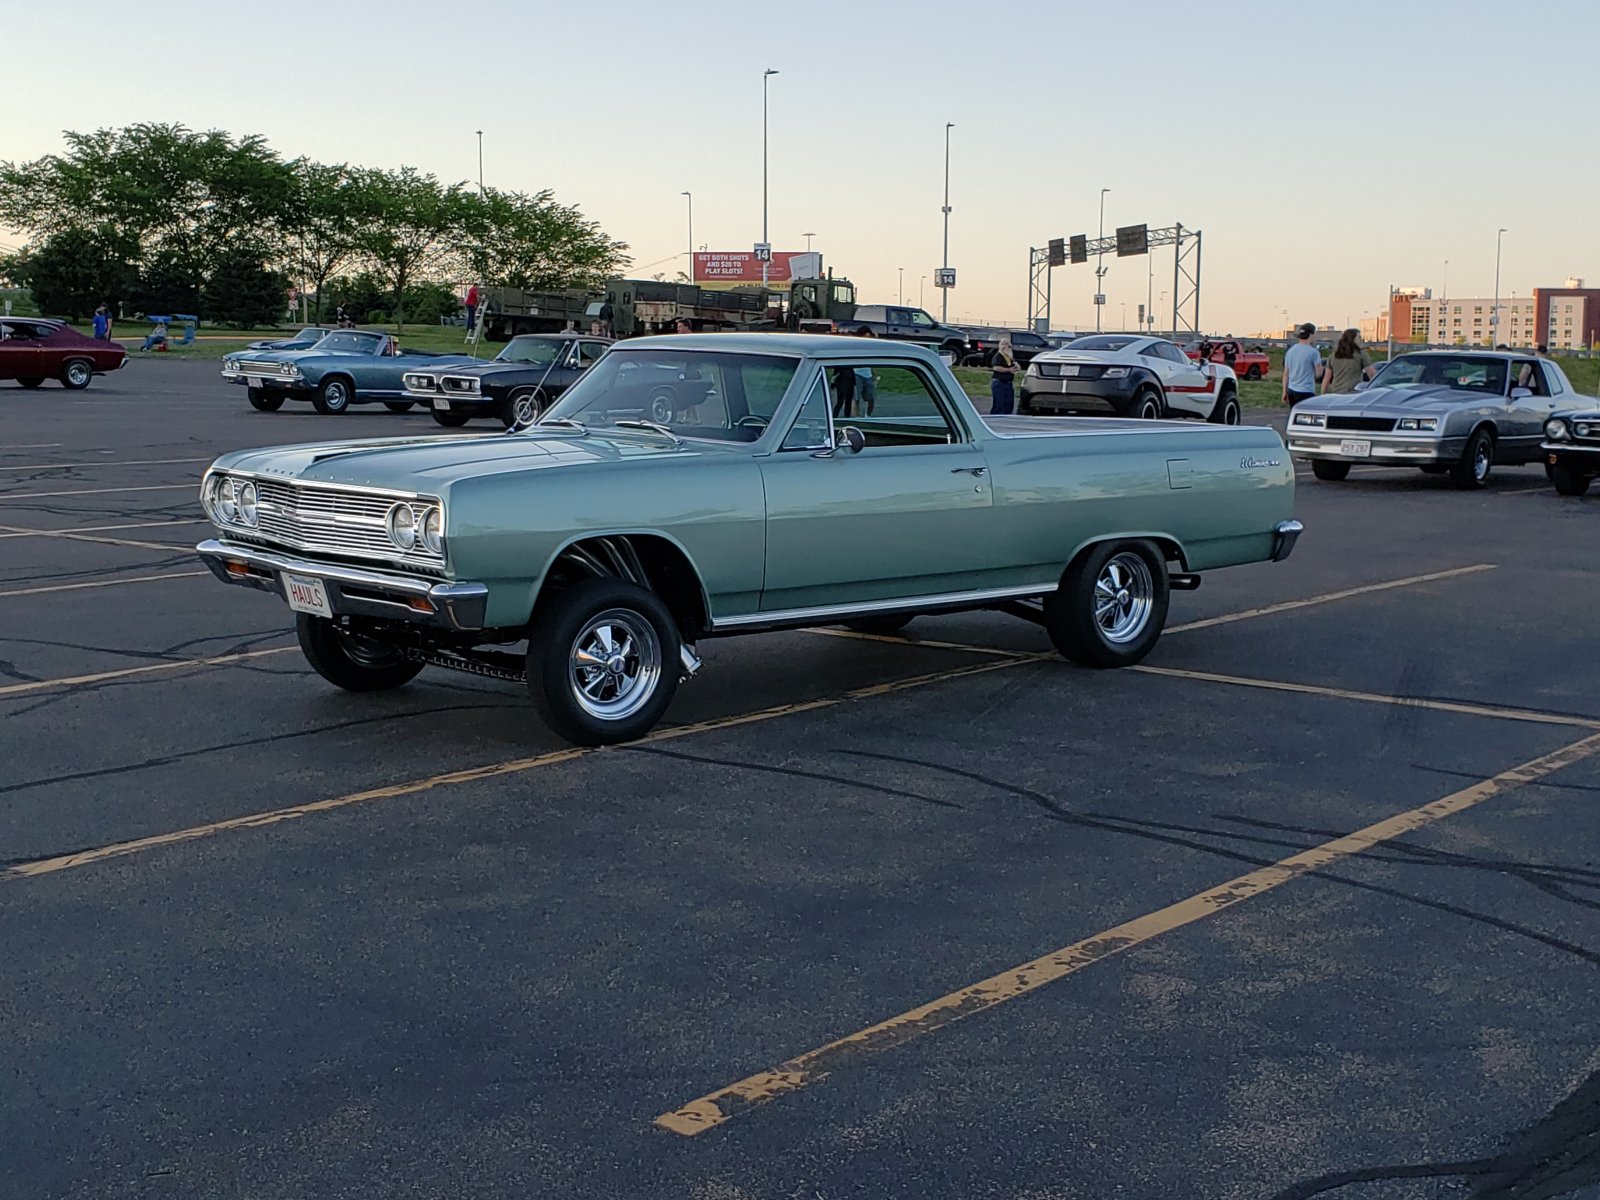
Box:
(1208, 389), (1241, 425)
(1551, 465), (1592, 496)
(1450, 427), (1494, 490)
(17, 377), (45, 389)
(501, 387), (547, 428)
(431, 408), (471, 428)
(247, 387), (284, 412)
(527, 578), (681, 746)
(1045, 540), (1169, 668)
(1312, 460), (1351, 482)
(60, 360), (93, 389)
(312, 376), (352, 414)
(296, 615), (424, 691)
(383, 401), (415, 413)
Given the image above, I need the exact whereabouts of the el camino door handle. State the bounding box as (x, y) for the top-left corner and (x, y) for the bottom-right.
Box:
(951, 466), (988, 477)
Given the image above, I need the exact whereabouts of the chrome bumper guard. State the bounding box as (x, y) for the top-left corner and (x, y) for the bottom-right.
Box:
(1271, 519), (1304, 563)
(196, 539), (489, 631)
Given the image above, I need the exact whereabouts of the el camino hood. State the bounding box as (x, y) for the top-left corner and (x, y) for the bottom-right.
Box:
(1317, 384), (1483, 412)
(214, 431), (726, 492)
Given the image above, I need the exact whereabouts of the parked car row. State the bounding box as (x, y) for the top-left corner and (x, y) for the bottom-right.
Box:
(1, 318), (127, 389)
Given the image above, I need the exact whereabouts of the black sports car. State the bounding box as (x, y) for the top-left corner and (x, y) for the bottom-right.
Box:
(402, 334), (613, 427)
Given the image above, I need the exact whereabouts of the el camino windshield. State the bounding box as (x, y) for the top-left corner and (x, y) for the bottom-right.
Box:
(1372, 354), (1507, 393)
(539, 348), (799, 442)
(494, 338), (565, 366)
(310, 332), (386, 354)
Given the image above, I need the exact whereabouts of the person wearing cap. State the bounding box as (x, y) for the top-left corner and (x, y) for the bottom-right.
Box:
(1282, 323), (1324, 406)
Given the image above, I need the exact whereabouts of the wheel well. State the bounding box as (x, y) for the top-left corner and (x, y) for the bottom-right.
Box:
(320, 372), (354, 390)
(1064, 534), (1188, 580)
(533, 534), (709, 640)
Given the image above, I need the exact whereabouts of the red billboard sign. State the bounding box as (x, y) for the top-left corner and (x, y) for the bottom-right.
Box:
(692, 251), (821, 291)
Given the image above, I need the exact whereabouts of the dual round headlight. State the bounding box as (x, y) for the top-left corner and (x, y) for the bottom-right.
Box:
(1547, 419), (1569, 441)
(1576, 422), (1594, 438)
(386, 502), (444, 555)
(206, 475), (258, 528)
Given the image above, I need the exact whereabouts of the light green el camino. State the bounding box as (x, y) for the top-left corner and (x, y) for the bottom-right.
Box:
(197, 334), (1301, 744)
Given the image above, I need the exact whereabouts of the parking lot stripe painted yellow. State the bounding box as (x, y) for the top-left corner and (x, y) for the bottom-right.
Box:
(0, 523), (189, 552)
(0, 646), (298, 700)
(1, 657), (1024, 882)
(0, 519), (206, 539)
(1166, 564), (1495, 633)
(0, 456), (209, 473)
(655, 729), (1600, 1137)
(0, 483), (198, 501)
(1132, 665), (1600, 731)
(0, 571), (208, 599)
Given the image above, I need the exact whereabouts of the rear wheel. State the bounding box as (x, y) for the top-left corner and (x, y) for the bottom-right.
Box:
(17, 378), (45, 389)
(296, 616), (423, 692)
(1450, 427), (1494, 490)
(383, 401), (414, 413)
(1134, 388), (1164, 420)
(1208, 388), (1241, 425)
(312, 376), (352, 414)
(431, 408), (471, 428)
(1312, 460), (1351, 482)
(526, 578), (681, 745)
(247, 387), (284, 412)
(841, 614), (915, 636)
(60, 360), (93, 389)
(501, 386), (547, 428)
(1045, 540), (1169, 668)
(1551, 465), (1592, 496)
(1245, 365), (1262, 381)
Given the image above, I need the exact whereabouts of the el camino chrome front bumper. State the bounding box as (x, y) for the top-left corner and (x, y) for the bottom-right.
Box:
(196, 539), (489, 631)
(1286, 431), (1465, 465)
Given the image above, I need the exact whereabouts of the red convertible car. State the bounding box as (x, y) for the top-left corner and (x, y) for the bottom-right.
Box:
(1, 318), (128, 389)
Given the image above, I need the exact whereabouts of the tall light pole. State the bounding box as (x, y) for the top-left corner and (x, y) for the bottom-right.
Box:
(475, 130), (484, 196)
(681, 192), (693, 283)
(941, 121), (954, 323)
(920, 275), (927, 308)
(898, 266), (904, 305)
(762, 68), (779, 288)
(1095, 187), (1110, 332)
(803, 231), (815, 252)
(1492, 228), (1507, 347)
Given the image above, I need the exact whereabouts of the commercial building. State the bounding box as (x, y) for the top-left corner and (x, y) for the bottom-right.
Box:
(1534, 280), (1599, 350)
(1388, 277), (1597, 349)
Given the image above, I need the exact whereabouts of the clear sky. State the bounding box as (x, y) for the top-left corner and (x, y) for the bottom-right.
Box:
(5, 0), (1598, 333)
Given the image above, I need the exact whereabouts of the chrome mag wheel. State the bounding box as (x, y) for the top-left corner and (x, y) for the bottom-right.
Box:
(569, 608), (662, 721)
(1094, 552), (1154, 644)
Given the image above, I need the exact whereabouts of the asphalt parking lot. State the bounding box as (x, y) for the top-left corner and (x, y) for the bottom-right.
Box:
(3, 358), (1598, 1200)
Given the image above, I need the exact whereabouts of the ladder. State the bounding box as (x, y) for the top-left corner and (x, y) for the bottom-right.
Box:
(465, 286), (485, 357)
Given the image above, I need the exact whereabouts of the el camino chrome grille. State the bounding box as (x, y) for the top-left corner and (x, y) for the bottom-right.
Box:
(1326, 416), (1397, 433)
(235, 478), (445, 569)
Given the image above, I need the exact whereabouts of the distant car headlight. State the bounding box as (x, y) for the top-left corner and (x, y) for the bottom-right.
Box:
(1577, 422), (1594, 438)
(1546, 418), (1569, 441)
(421, 507), (444, 555)
(1292, 412), (1327, 427)
(1397, 418), (1438, 431)
(1103, 366), (1129, 378)
(386, 502), (417, 551)
(279, 363), (295, 375)
(214, 476), (238, 524)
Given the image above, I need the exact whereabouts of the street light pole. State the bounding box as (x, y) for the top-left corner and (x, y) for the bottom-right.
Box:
(898, 267), (904, 306)
(681, 192), (693, 283)
(941, 121), (954, 323)
(803, 231), (815, 252)
(762, 68), (779, 289)
(1095, 187), (1109, 333)
(920, 275), (927, 308)
(1492, 228), (1507, 347)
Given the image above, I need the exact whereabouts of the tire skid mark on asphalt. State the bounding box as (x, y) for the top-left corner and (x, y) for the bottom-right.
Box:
(0, 519), (206, 539)
(0, 523), (192, 552)
(0, 571), (208, 599)
(0, 483), (199, 501)
(0, 657), (1024, 882)
(0, 457), (210, 473)
(654, 728), (1600, 1137)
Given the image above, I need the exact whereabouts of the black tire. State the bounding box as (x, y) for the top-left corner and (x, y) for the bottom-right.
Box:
(501, 387), (547, 429)
(17, 377), (45, 389)
(841, 614), (915, 636)
(1208, 387), (1241, 425)
(312, 375), (352, 414)
(296, 615), (424, 692)
(431, 408), (472, 428)
(1044, 540), (1169, 668)
(1018, 396), (1035, 415)
(247, 387), (284, 412)
(1450, 427), (1494, 490)
(60, 359), (93, 389)
(1312, 460), (1351, 482)
(526, 577), (681, 746)
(1419, 464), (1448, 475)
(1133, 388), (1164, 420)
(383, 401), (415, 413)
(1544, 460), (1557, 481)
(1551, 466), (1592, 496)
(1245, 365), (1262, 381)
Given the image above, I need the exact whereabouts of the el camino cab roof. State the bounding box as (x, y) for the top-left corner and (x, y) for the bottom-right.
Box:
(622, 332), (943, 361)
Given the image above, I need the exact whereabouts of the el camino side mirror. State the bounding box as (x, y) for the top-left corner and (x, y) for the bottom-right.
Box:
(814, 426), (864, 458)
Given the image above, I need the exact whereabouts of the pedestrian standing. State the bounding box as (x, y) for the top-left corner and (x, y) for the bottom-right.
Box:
(465, 283), (480, 332)
(990, 333), (1019, 416)
(674, 318), (693, 334)
(851, 325), (876, 416)
(92, 303), (111, 341)
(1321, 328), (1373, 394)
(1282, 323), (1324, 406)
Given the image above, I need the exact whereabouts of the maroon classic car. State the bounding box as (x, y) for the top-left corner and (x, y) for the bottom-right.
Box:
(0, 318), (128, 389)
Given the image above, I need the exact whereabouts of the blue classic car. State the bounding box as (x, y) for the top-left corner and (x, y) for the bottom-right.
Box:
(221, 330), (477, 414)
(246, 326), (334, 352)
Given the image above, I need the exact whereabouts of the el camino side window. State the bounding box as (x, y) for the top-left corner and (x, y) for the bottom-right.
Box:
(844, 365), (959, 446)
(781, 373), (833, 451)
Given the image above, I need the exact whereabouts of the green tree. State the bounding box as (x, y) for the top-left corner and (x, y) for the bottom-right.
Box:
(463, 188), (630, 290)
(348, 167), (467, 330)
(203, 247), (288, 327)
(6, 228), (138, 320)
(129, 248), (204, 316)
(280, 161), (365, 321)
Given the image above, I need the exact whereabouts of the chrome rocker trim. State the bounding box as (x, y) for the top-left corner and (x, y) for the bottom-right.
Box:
(196, 539), (488, 631)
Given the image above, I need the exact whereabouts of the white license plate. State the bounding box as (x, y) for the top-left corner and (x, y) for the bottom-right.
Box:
(433, 398), (451, 411)
(283, 572), (333, 617)
(1061, 364), (1080, 377)
(1339, 440), (1371, 457)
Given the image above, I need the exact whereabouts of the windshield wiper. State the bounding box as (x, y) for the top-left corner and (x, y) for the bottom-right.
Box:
(536, 417), (589, 434)
(612, 420), (684, 445)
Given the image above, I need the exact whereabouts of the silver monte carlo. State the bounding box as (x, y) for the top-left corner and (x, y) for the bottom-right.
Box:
(1287, 350), (1577, 489)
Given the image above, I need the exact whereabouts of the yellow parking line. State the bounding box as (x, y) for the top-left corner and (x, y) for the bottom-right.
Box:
(0, 456), (209, 473)
(0, 519), (205, 539)
(1165, 564), (1496, 633)
(1, 656), (1024, 882)
(0, 483), (197, 501)
(1131, 664), (1600, 731)
(0, 646), (297, 700)
(0, 571), (208, 598)
(655, 728), (1600, 1136)
(0, 523), (188, 552)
